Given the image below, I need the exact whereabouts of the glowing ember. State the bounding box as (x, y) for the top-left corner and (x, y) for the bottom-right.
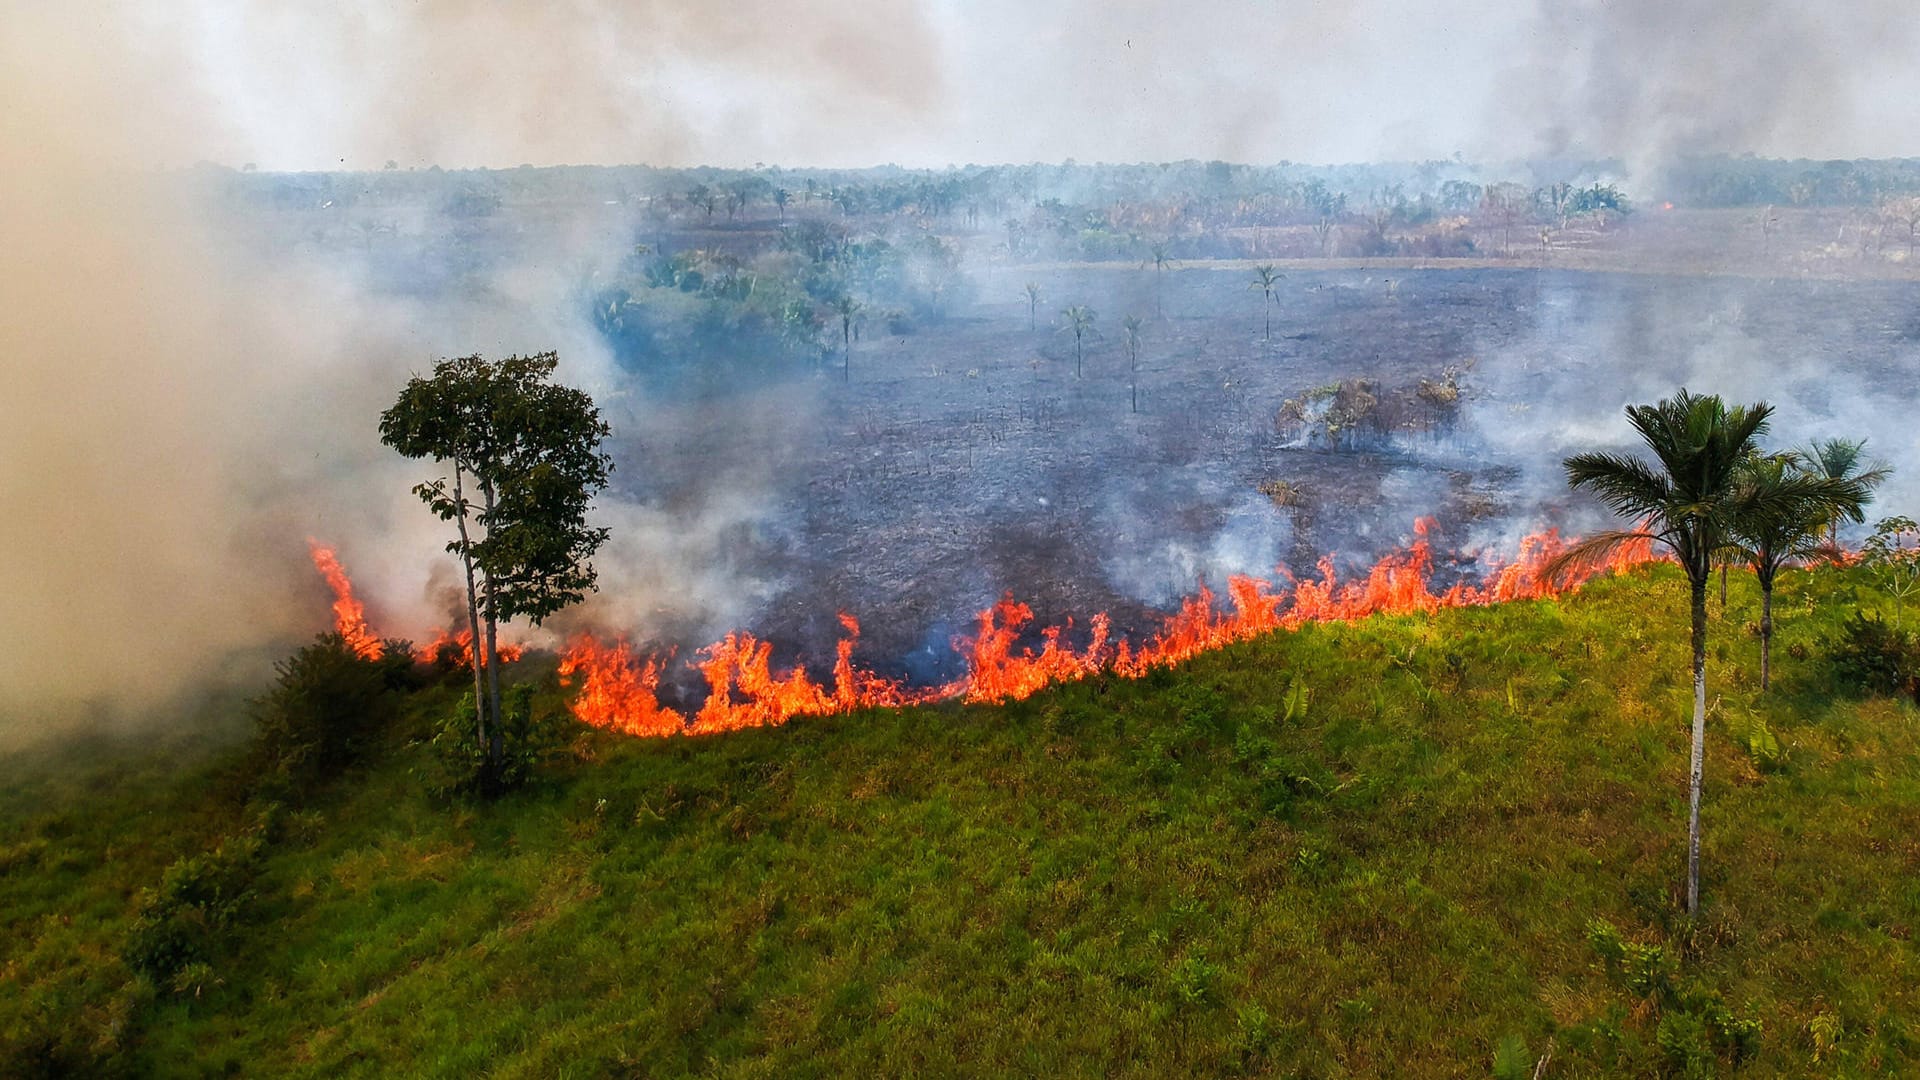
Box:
(556, 519), (1664, 739)
(308, 540), (385, 659)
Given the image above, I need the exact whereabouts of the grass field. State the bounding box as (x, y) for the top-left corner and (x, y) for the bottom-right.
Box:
(5, 562), (1919, 1077)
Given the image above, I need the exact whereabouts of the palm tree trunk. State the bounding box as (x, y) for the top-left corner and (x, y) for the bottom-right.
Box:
(451, 462), (489, 775)
(1687, 577), (1708, 916)
(1760, 581), (1773, 691)
(1718, 563), (1727, 607)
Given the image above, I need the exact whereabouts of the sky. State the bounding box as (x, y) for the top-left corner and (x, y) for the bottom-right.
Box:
(20, 0), (1920, 173)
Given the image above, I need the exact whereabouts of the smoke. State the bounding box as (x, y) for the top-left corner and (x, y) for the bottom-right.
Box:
(1511, 0), (1920, 175)
(9, 2), (1920, 747)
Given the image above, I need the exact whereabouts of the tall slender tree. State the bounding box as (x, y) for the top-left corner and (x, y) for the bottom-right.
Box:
(1059, 305), (1097, 379)
(1144, 241), (1175, 318)
(1123, 314), (1145, 413)
(1251, 265), (1283, 342)
(379, 352), (613, 795)
(831, 294), (862, 382)
(1556, 389), (1769, 915)
(1024, 282), (1042, 331)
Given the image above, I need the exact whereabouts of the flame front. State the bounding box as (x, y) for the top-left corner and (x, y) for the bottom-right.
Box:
(556, 519), (1664, 738)
(307, 540), (385, 659)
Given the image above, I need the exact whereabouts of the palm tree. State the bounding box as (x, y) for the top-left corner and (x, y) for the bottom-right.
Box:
(1024, 282), (1042, 331)
(1123, 315), (1145, 413)
(830, 294), (862, 382)
(1251, 265), (1283, 342)
(1059, 305), (1097, 378)
(1556, 389), (1772, 917)
(1795, 437), (1891, 551)
(1144, 241), (1175, 318)
(1729, 452), (1874, 689)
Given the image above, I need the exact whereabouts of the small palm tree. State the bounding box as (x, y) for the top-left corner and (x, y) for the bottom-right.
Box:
(830, 294), (862, 382)
(1059, 305), (1098, 379)
(1556, 389), (1771, 916)
(1123, 315), (1145, 413)
(1730, 452), (1874, 689)
(1795, 438), (1891, 551)
(1250, 265), (1283, 341)
(1144, 242), (1175, 318)
(1024, 282), (1042, 331)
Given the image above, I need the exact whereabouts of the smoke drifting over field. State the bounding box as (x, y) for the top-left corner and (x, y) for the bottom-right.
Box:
(6, 3), (1920, 742)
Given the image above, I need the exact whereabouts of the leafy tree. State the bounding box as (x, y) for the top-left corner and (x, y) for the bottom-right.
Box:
(1123, 314), (1145, 413)
(1059, 304), (1098, 379)
(1863, 515), (1920, 626)
(1250, 265), (1283, 342)
(379, 352), (613, 795)
(773, 186), (791, 221)
(1729, 453), (1874, 688)
(1556, 389), (1771, 915)
(688, 183), (716, 220)
(1024, 282), (1042, 331)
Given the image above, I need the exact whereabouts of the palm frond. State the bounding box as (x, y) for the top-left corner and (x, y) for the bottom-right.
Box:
(1563, 452), (1670, 517)
(1540, 529), (1661, 587)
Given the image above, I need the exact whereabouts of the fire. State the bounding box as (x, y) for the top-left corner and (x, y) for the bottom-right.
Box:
(307, 540), (385, 659)
(308, 542), (524, 666)
(413, 627), (525, 667)
(555, 519), (1664, 738)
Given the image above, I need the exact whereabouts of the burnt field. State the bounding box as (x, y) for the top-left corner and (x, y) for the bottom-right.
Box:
(580, 263), (1920, 694)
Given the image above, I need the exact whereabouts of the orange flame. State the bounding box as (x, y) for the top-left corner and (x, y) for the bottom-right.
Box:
(308, 541), (525, 666)
(413, 628), (525, 666)
(556, 519), (1663, 738)
(308, 541), (385, 659)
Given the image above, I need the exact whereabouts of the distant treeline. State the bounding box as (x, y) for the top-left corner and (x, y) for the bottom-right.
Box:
(197, 155), (1920, 214)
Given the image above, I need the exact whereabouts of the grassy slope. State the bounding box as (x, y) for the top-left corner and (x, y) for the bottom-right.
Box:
(4, 564), (1919, 1077)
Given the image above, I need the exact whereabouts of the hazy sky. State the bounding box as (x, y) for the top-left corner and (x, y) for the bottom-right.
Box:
(31, 0), (1920, 172)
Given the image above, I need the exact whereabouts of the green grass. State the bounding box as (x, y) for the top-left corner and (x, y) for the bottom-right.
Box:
(5, 564), (1920, 1077)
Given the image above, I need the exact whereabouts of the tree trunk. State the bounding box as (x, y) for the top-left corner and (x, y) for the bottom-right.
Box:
(1687, 576), (1708, 916)
(480, 481), (505, 796)
(1264, 301), (1271, 342)
(1075, 337), (1082, 378)
(1760, 579), (1773, 691)
(451, 462), (490, 772)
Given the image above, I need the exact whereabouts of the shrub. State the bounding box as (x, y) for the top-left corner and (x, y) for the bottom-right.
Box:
(1825, 611), (1920, 701)
(253, 633), (400, 793)
(420, 683), (567, 798)
(123, 832), (263, 988)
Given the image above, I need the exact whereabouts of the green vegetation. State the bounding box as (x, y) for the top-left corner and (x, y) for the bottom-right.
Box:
(5, 563), (1920, 1076)
(380, 351), (613, 797)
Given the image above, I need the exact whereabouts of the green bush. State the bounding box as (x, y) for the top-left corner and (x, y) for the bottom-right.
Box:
(252, 633), (400, 794)
(123, 832), (263, 987)
(420, 683), (567, 798)
(1825, 611), (1920, 701)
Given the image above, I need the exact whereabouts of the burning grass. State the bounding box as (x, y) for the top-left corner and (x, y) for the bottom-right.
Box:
(5, 562), (1919, 1075)
(550, 519), (1655, 737)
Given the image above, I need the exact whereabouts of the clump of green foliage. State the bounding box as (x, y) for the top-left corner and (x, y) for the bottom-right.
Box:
(1825, 611), (1920, 701)
(419, 683), (568, 799)
(251, 633), (406, 799)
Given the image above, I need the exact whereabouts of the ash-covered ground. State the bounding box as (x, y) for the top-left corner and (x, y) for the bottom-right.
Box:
(574, 264), (1920, 692)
